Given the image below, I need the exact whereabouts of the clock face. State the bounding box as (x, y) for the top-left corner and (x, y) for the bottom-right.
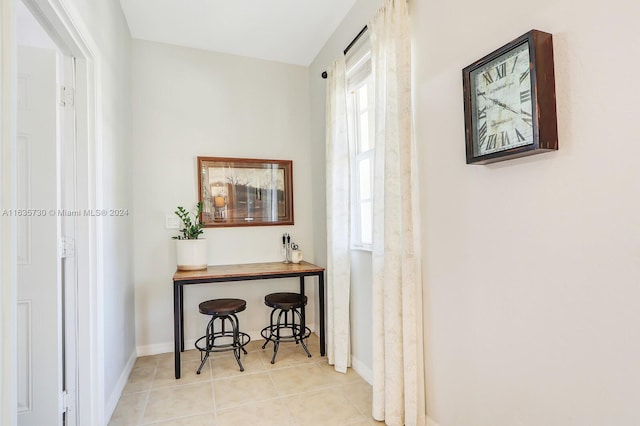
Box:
(470, 41), (534, 157)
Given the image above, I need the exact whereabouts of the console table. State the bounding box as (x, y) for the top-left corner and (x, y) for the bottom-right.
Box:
(172, 261), (326, 379)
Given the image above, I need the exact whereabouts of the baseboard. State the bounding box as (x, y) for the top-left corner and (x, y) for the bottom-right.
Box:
(427, 416), (441, 426)
(351, 355), (373, 385)
(105, 349), (137, 424)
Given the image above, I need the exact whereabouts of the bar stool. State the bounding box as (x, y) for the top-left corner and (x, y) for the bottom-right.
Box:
(194, 298), (250, 374)
(260, 292), (311, 364)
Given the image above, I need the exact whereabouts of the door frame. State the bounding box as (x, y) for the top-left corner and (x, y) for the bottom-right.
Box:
(1, 0), (103, 424)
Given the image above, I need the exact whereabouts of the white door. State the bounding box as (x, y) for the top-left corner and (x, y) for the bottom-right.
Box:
(60, 55), (79, 426)
(16, 45), (62, 426)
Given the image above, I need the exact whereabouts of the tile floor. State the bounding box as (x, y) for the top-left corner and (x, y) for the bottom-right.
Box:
(109, 335), (383, 425)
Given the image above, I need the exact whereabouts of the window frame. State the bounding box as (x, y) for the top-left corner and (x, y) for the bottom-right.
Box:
(345, 35), (374, 251)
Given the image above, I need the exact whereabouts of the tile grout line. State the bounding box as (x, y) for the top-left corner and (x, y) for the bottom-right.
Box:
(135, 363), (157, 426)
(203, 356), (215, 419)
(266, 359), (300, 426)
(209, 366), (217, 426)
(138, 358), (214, 426)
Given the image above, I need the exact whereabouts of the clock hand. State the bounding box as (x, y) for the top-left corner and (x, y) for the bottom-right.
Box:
(478, 93), (520, 115)
(486, 97), (519, 114)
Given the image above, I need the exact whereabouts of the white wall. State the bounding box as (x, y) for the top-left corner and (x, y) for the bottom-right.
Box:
(411, 0), (640, 425)
(309, 0), (384, 381)
(311, 0), (640, 424)
(131, 40), (314, 353)
(62, 0), (134, 418)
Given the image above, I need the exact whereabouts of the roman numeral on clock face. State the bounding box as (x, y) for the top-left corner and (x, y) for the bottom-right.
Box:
(495, 63), (506, 80)
(486, 134), (497, 150)
(478, 121), (488, 146)
(482, 71), (493, 84)
(515, 128), (526, 142)
(500, 131), (510, 147)
(511, 55), (519, 73)
(519, 68), (530, 84)
(520, 90), (531, 103)
(478, 106), (487, 120)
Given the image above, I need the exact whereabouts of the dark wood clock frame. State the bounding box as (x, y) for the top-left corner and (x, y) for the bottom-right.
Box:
(462, 29), (558, 165)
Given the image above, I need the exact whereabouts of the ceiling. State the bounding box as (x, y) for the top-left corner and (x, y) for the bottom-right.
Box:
(119, 0), (358, 66)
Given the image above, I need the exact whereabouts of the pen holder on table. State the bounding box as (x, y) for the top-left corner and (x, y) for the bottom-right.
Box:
(282, 233), (292, 263)
(283, 244), (292, 263)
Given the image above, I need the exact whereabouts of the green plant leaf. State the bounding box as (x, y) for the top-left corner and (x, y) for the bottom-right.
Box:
(173, 202), (204, 239)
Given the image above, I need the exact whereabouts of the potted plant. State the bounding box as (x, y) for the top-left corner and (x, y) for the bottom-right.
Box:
(173, 202), (207, 271)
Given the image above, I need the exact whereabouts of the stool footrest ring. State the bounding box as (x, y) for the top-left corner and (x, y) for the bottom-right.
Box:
(260, 325), (311, 343)
(261, 324), (312, 364)
(194, 331), (251, 353)
(194, 331), (250, 374)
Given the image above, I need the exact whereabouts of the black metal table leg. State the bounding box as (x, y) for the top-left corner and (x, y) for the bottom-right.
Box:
(299, 276), (306, 342)
(318, 271), (326, 356)
(180, 285), (184, 352)
(173, 283), (182, 379)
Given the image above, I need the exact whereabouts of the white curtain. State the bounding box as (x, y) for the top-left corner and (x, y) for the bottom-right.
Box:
(370, 0), (426, 425)
(325, 57), (352, 373)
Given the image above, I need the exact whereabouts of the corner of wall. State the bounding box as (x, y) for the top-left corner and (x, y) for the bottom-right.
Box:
(104, 348), (137, 424)
(351, 355), (373, 385)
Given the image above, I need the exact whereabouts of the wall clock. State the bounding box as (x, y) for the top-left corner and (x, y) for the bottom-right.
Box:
(462, 29), (558, 165)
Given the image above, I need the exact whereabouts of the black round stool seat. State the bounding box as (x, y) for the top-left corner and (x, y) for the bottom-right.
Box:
(261, 292), (311, 364)
(194, 298), (250, 374)
(199, 298), (246, 316)
(264, 292), (307, 310)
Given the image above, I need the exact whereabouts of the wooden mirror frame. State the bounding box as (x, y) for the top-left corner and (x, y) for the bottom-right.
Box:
(197, 156), (294, 227)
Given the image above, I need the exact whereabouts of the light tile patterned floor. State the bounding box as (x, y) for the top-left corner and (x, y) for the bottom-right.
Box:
(109, 335), (384, 426)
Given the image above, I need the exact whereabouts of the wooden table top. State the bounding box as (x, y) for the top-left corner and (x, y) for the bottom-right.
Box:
(173, 260), (325, 282)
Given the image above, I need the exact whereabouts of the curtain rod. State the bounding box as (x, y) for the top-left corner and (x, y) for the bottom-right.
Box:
(321, 25), (368, 79)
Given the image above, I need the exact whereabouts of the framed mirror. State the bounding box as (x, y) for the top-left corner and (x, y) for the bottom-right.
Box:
(197, 156), (294, 227)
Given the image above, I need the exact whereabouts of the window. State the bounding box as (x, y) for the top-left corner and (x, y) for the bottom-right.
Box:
(346, 34), (374, 249)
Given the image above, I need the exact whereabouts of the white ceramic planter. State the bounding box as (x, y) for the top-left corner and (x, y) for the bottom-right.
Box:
(176, 239), (207, 271)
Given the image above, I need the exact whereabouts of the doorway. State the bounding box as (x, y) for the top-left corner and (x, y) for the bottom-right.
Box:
(1, 0), (102, 424)
(16, 1), (77, 425)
